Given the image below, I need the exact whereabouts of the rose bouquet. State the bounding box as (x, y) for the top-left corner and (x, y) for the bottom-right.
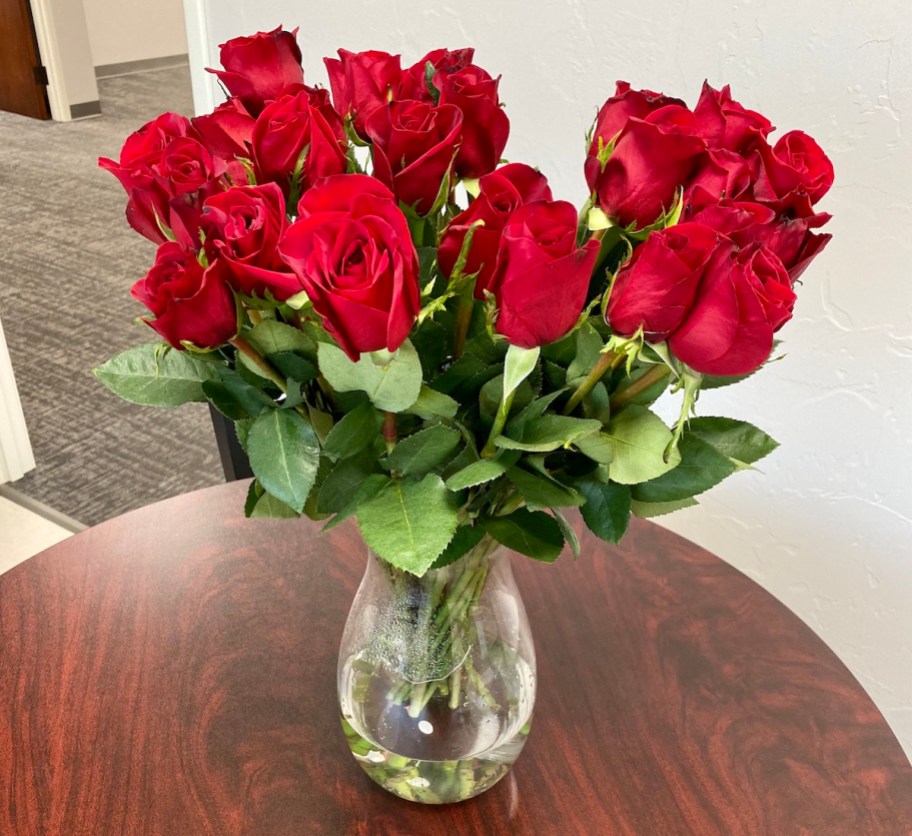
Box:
(94, 27), (833, 804)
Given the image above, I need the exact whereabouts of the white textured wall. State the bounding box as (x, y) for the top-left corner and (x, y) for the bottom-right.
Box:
(185, 0), (912, 756)
(83, 0), (187, 67)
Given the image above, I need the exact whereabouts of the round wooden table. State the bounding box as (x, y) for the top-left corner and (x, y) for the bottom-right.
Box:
(1, 481), (910, 835)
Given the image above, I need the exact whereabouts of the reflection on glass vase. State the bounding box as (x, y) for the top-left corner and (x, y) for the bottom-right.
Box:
(338, 537), (536, 804)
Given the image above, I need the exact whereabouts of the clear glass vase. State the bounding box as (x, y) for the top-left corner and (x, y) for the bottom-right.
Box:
(337, 537), (536, 804)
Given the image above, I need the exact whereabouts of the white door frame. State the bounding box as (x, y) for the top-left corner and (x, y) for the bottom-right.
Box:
(27, 0), (70, 121)
(0, 317), (35, 484)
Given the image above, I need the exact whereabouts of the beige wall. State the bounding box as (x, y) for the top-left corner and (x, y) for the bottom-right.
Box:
(83, 0), (188, 67)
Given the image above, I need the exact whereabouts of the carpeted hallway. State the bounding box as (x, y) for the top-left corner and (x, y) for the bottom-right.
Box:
(0, 66), (224, 526)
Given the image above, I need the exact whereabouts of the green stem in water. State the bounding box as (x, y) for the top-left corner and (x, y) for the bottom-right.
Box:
(562, 350), (623, 415)
(609, 364), (671, 412)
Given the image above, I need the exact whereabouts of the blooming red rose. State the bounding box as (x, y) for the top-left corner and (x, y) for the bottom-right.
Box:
(683, 148), (751, 215)
(490, 200), (600, 348)
(592, 105), (706, 228)
(749, 130), (834, 217)
(693, 82), (773, 152)
(131, 242), (238, 349)
(191, 98), (256, 160)
(252, 89), (348, 200)
(606, 222), (728, 340)
(437, 64), (509, 178)
(365, 100), (463, 214)
(438, 162), (552, 294)
(397, 48), (475, 101)
(277, 175), (420, 360)
(669, 244), (795, 375)
(325, 49), (403, 136)
(201, 183), (298, 300)
(207, 27), (304, 116)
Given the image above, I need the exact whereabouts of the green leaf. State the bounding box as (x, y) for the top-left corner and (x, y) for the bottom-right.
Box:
(270, 351), (317, 383)
(507, 467), (583, 510)
(356, 474), (460, 575)
(404, 386), (459, 420)
(483, 509), (564, 562)
(322, 473), (388, 532)
(574, 432), (614, 464)
(245, 319), (317, 358)
(503, 344), (540, 400)
(429, 525), (487, 570)
(246, 409), (320, 513)
(631, 497), (698, 518)
(385, 425), (461, 476)
(567, 322), (604, 384)
(318, 453), (377, 514)
(94, 343), (221, 407)
(605, 406), (681, 485)
(551, 508), (581, 557)
(445, 459), (507, 491)
(687, 416), (779, 466)
(203, 372), (271, 420)
(244, 480), (300, 519)
(578, 479), (632, 544)
(631, 434), (736, 503)
(323, 402), (383, 460)
(496, 415), (601, 453)
(318, 340), (423, 412)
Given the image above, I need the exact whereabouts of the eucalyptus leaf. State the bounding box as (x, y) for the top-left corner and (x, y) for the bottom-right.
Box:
(318, 341), (423, 412)
(385, 425), (461, 476)
(483, 509), (564, 562)
(605, 406), (681, 485)
(631, 434), (736, 503)
(94, 343), (221, 407)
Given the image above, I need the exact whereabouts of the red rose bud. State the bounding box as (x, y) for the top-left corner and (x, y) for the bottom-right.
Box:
(683, 148), (751, 215)
(585, 82), (685, 194)
(668, 244), (796, 375)
(606, 222), (728, 340)
(749, 130), (834, 217)
(207, 27), (304, 116)
(437, 64), (509, 178)
(131, 242), (238, 349)
(201, 183), (298, 300)
(593, 105), (706, 229)
(398, 48), (475, 101)
(491, 200), (600, 348)
(324, 49), (403, 136)
(252, 89), (347, 200)
(439, 162), (552, 294)
(191, 98), (256, 160)
(693, 82), (773, 152)
(365, 100), (463, 215)
(278, 175), (420, 360)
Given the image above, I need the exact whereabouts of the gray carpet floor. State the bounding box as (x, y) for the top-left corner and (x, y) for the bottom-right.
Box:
(0, 66), (224, 526)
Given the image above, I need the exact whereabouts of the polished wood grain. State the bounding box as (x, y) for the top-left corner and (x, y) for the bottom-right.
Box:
(1, 481), (910, 835)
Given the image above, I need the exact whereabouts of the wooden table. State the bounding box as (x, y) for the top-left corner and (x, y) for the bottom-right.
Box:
(1, 481), (910, 835)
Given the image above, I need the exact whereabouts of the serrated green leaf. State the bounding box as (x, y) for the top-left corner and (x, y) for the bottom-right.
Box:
(356, 474), (460, 575)
(429, 525), (487, 570)
(246, 409), (320, 513)
(404, 386), (459, 420)
(318, 453), (377, 514)
(322, 473), (388, 532)
(323, 401), (383, 460)
(605, 406), (681, 484)
(574, 432), (614, 464)
(496, 415), (601, 453)
(687, 416), (778, 465)
(631, 497), (698, 518)
(631, 434), (736, 503)
(385, 425), (461, 476)
(203, 373), (271, 420)
(318, 340), (423, 412)
(445, 459), (507, 491)
(94, 343), (221, 406)
(567, 322), (604, 384)
(483, 509), (564, 562)
(251, 491), (300, 519)
(551, 508), (581, 557)
(578, 479), (631, 543)
(245, 319), (317, 358)
(270, 351), (317, 383)
(507, 467), (583, 510)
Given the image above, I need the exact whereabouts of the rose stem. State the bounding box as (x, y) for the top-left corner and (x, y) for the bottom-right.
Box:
(609, 364), (671, 412)
(451, 288), (475, 359)
(382, 411), (398, 453)
(229, 336), (286, 392)
(562, 350), (623, 415)
(480, 389), (515, 458)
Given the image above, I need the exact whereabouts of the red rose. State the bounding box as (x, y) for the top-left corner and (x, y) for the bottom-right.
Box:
(277, 175), (420, 360)
(749, 130), (834, 217)
(606, 222), (728, 340)
(585, 82), (685, 194)
(251, 89), (348, 200)
(592, 105), (706, 228)
(365, 100), (463, 215)
(683, 148), (751, 215)
(437, 64), (509, 178)
(207, 27), (304, 116)
(669, 244), (795, 375)
(397, 48), (475, 101)
(438, 162), (552, 294)
(490, 200), (600, 348)
(201, 183), (298, 300)
(693, 82), (773, 152)
(131, 242), (238, 349)
(191, 98), (256, 160)
(324, 49), (403, 136)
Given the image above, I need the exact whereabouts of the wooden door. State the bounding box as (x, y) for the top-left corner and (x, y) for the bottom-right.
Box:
(0, 0), (50, 119)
